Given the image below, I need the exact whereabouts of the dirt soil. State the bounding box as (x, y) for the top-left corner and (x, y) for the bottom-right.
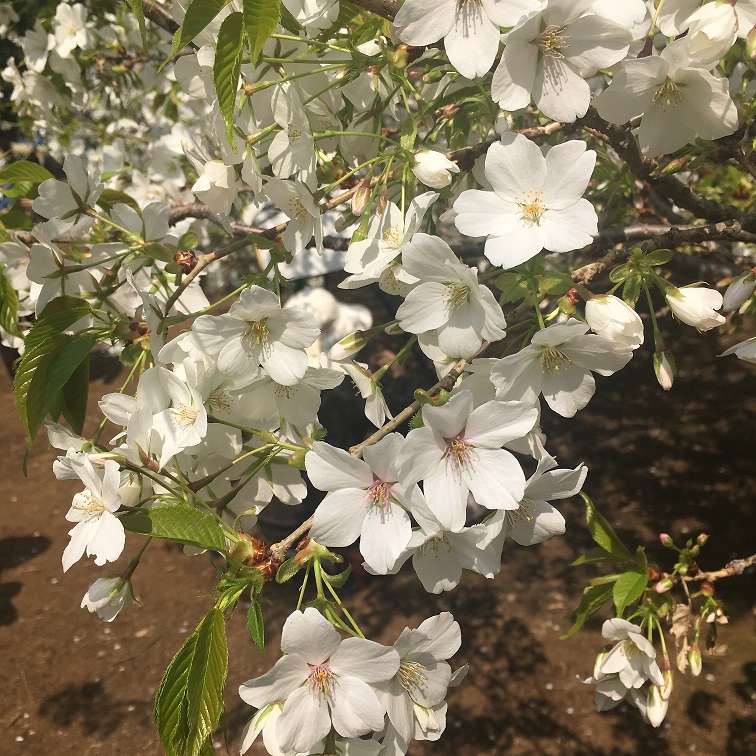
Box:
(1, 319), (755, 756)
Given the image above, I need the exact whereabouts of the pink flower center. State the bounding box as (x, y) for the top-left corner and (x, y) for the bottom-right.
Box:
(307, 663), (335, 698)
(443, 436), (476, 474)
(366, 479), (394, 514)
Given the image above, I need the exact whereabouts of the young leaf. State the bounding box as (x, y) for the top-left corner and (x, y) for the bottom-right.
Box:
(243, 0), (280, 64)
(561, 581), (615, 639)
(121, 505), (228, 553)
(96, 188), (141, 214)
(0, 268), (20, 337)
(155, 629), (197, 754)
(571, 546), (617, 566)
(275, 556), (303, 583)
(168, 0), (233, 59)
(185, 609), (228, 756)
(124, 0), (147, 46)
(613, 570), (649, 616)
(214, 12), (244, 144)
(62, 353), (90, 435)
(155, 609), (228, 756)
(582, 494), (633, 563)
(247, 595), (265, 651)
(0, 160), (54, 185)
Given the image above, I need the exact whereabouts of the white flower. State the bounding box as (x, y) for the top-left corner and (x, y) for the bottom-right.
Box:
(598, 619), (664, 690)
(238, 608), (399, 753)
(491, 0), (632, 122)
(490, 319), (633, 417)
(594, 39), (739, 155)
(33, 154), (103, 221)
(454, 134), (597, 269)
(412, 150), (460, 189)
(53, 3), (89, 59)
(268, 85), (316, 185)
(402, 391), (536, 531)
(585, 294), (644, 349)
(375, 613), (461, 746)
(307, 435), (413, 574)
(631, 685), (668, 728)
(189, 285), (320, 386)
(383, 491), (506, 593)
(191, 160), (239, 215)
(283, 0), (340, 34)
(654, 351), (677, 390)
(62, 456), (125, 572)
(341, 192), (438, 293)
(81, 576), (134, 622)
(395, 234), (507, 359)
(342, 361), (393, 429)
(495, 457), (587, 546)
(394, 0), (537, 79)
(665, 286), (725, 331)
(264, 177), (324, 255)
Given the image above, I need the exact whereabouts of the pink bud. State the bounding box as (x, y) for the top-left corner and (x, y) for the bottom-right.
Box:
(659, 533), (674, 548)
(655, 578), (674, 593)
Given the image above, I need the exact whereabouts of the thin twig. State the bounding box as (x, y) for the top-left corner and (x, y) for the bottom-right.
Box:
(683, 554), (756, 582)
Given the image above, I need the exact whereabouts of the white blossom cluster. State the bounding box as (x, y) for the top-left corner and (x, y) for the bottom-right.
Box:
(0, 0), (753, 751)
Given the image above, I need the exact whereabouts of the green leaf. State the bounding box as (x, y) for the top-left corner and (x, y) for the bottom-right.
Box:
(185, 609), (228, 756)
(0, 268), (20, 337)
(177, 230), (199, 250)
(561, 581), (615, 639)
(582, 494), (634, 563)
(275, 556), (303, 583)
(143, 242), (179, 264)
(124, 0), (147, 46)
(571, 546), (617, 566)
(622, 275), (641, 306)
(323, 565), (352, 589)
(633, 545), (648, 574)
(644, 249), (674, 266)
(0, 160), (54, 185)
(168, 0), (233, 59)
(243, 0), (280, 64)
(213, 12), (244, 145)
(61, 352), (90, 435)
(122, 505), (228, 553)
(613, 570), (649, 616)
(25, 336), (95, 443)
(399, 115), (417, 151)
(609, 264), (631, 284)
(155, 628), (197, 754)
(246, 596), (265, 651)
(154, 609), (228, 756)
(96, 188), (141, 214)
(13, 298), (93, 446)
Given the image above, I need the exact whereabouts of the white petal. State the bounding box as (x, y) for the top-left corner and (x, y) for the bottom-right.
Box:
(281, 607), (341, 663)
(330, 676), (386, 738)
(310, 489), (368, 547)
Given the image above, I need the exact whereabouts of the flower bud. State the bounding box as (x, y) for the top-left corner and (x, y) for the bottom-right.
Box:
(585, 294), (644, 349)
(173, 249), (197, 274)
(689, 644), (703, 676)
(593, 649), (609, 679)
(662, 667), (674, 700)
(654, 351), (676, 391)
(659, 533), (675, 548)
(350, 178), (372, 216)
(665, 286), (725, 331)
(723, 273), (756, 311)
(328, 330), (368, 361)
(696, 533), (709, 547)
(412, 150), (460, 189)
(655, 577), (674, 593)
(746, 23), (756, 59)
(81, 576), (134, 622)
(646, 685), (669, 727)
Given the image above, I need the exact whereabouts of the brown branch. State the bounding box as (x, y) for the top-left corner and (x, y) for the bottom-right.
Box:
(683, 554), (756, 582)
(140, 0), (180, 37)
(347, 0), (401, 21)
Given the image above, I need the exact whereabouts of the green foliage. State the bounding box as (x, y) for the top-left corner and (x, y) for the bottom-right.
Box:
(247, 596), (265, 651)
(561, 582), (614, 639)
(214, 12), (245, 145)
(124, 0), (147, 46)
(275, 556), (303, 583)
(155, 608), (228, 756)
(13, 296), (93, 450)
(243, 0), (281, 64)
(122, 504), (229, 553)
(0, 160), (54, 185)
(0, 268), (20, 337)
(612, 570), (649, 616)
(582, 493), (633, 563)
(96, 188), (141, 214)
(167, 0), (234, 61)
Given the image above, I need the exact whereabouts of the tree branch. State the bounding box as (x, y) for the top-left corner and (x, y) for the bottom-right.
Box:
(347, 0), (401, 21)
(140, 0), (179, 36)
(682, 554), (756, 582)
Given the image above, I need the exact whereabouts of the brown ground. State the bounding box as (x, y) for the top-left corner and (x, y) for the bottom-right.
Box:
(1, 320), (754, 756)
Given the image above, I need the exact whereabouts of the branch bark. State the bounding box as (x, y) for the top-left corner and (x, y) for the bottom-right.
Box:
(683, 554), (756, 582)
(348, 0), (401, 21)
